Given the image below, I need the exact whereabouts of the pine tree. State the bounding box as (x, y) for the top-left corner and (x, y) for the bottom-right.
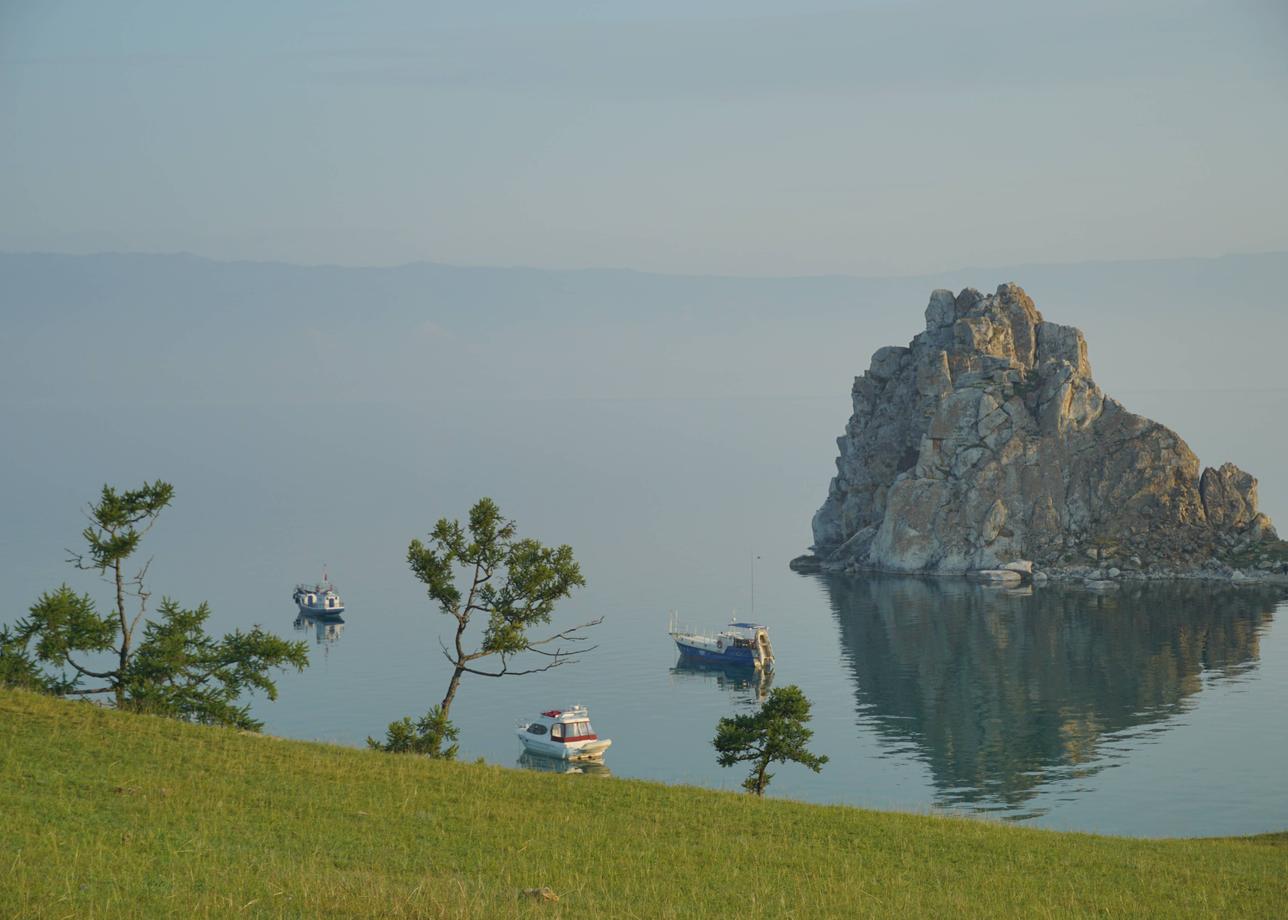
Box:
(714, 685), (828, 796)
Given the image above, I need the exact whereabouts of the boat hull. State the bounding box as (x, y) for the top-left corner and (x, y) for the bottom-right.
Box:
(297, 602), (344, 617)
(516, 733), (612, 761)
(673, 637), (760, 666)
(518, 751), (612, 775)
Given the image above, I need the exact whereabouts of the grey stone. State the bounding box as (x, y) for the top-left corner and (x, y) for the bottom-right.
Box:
(788, 554), (822, 573)
(806, 284), (1277, 575)
(924, 289), (957, 331)
(822, 524), (879, 571)
(868, 346), (909, 381)
(969, 569), (1024, 586)
(1200, 462), (1258, 529)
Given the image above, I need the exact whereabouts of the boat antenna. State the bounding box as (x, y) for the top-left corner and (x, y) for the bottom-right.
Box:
(750, 551), (761, 619)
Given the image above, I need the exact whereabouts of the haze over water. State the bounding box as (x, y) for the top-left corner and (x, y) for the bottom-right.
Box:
(4, 392), (1286, 838)
(5, 0), (1288, 849)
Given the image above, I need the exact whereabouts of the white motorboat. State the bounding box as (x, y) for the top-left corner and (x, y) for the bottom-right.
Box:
(293, 575), (344, 617)
(516, 705), (611, 761)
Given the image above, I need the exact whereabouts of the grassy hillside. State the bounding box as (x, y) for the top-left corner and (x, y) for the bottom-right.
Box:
(2, 689), (1284, 919)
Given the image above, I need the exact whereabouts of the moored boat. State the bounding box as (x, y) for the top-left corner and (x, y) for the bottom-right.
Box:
(515, 705), (611, 761)
(293, 576), (345, 616)
(668, 614), (775, 670)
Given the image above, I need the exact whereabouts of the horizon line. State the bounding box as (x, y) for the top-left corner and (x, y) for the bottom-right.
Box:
(3, 246), (1286, 284)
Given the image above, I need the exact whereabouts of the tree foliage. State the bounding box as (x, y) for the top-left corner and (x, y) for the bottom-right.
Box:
(713, 685), (828, 796)
(376, 497), (595, 758)
(1, 481), (308, 731)
(122, 599), (309, 730)
(0, 624), (71, 694)
(366, 705), (459, 760)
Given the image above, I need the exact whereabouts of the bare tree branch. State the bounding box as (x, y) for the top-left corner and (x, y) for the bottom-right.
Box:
(460, 560), (483, 626)
(437, 636), (456, 664)
(525, 643), (600, 658)
(65, 546), (114, 585)
(456, 657), (576, 678)
(439, 634), (530, 665)
(127, 556), (153, 638)
(523, 618), (604, 648)
(66, 655), (116, 680)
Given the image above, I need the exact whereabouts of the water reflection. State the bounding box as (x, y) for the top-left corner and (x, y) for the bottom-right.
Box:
(293, 612), (345, 647)
(517, 751), (612, 776)
(670, 656), (773, 704)
(818, 574), (1281, 818)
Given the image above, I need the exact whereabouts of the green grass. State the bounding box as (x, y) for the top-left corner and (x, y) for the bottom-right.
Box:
(2, 690), (1285, 918)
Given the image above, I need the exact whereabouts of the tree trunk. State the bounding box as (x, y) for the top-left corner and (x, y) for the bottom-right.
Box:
(114, 558), (128, 707)
(440, 665), (464, 715)
(755, 757), (769, 796)
(434, 665), (466, 755)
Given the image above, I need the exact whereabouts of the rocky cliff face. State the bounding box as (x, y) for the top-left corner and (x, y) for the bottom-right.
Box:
(805, 284), (1280, 577)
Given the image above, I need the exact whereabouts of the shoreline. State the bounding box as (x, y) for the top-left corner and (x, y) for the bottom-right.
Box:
(790, 553), (1288, 588)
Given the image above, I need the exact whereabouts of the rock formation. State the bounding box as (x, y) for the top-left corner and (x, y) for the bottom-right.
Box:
(800, 284), (1282, 579)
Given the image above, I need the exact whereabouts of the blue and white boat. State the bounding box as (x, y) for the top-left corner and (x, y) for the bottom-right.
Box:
(668, 614), (775, 670)
(293, 575), (345, 617)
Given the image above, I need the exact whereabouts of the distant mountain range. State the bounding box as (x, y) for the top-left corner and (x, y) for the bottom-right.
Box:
(3, 250), (1285, 406)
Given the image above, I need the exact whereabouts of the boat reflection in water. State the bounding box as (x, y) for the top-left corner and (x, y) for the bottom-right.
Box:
(818, 573), (1282, 819)
(294, 612), (345, 647)
(670, 656), (773, 703)
(517, 751), (612, 776)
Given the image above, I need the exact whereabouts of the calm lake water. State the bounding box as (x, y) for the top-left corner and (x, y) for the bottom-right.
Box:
(3, 395), (1286, 838)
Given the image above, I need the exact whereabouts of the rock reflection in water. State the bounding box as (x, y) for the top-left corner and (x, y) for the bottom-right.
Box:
(670, 656), (773, 704)
(517, 751), (612, 776)
(819, 574), (1281, 817)
(294, 612), (345, 647)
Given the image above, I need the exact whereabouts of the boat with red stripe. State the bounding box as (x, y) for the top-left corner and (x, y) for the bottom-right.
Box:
(516, 705), (612, 761)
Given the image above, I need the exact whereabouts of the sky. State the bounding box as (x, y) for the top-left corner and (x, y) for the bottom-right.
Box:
(2, 0), (1287, 276)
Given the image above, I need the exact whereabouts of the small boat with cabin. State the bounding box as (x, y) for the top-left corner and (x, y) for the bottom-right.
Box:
(293, 576), (345, 617)
(668, 614), (775, 670)
(516, 705), (611, 761)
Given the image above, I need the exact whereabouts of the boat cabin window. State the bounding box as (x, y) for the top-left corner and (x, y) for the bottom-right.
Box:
(526, 724), (547, 735)
(550, 724), (564, 740)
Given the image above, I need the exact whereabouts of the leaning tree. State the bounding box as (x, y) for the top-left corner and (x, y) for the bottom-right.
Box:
(370, 497), (596, 758)
(1, 481), (308, 730)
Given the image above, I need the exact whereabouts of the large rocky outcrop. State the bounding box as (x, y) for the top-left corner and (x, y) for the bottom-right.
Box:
(803, 284), (1280, 577)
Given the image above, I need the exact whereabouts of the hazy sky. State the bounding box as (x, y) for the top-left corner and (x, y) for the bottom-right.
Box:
(2, 1), (1286, 275)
